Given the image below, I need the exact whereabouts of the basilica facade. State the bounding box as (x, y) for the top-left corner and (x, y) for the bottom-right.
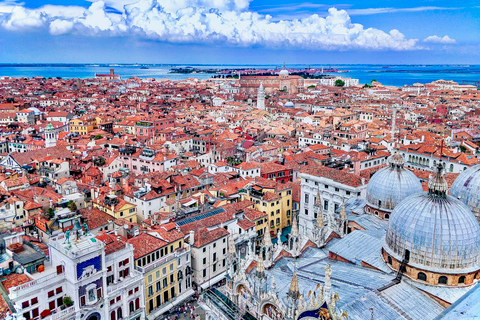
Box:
(239, 68), (304, 95)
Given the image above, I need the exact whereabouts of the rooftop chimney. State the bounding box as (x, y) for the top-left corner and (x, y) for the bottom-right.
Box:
(189, 230), (195, 246)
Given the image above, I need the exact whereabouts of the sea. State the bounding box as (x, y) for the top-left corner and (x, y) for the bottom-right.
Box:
(0, 64), (479, 87)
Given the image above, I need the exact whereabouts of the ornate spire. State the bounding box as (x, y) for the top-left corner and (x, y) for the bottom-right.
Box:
(263, 226), (272, 247)
(256, 254), (265, 278)
(291, 214), (299, 237)
(340, 201), (347, 221)
(315, 188), (322, 207)
(428, 164), (448, 197)
(287, 266), (300, 300)
(228, 234), (236, 257)
(317, 210), (324, 228)
(389, 149), (404, 168)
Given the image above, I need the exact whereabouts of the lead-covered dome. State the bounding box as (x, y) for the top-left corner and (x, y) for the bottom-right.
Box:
(366, 151), (422, 212)
(385, 165), (480, 273)
(449, 164), (480, 220)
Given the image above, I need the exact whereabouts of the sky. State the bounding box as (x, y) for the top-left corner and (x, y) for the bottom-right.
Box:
(0, 0), (479, 64)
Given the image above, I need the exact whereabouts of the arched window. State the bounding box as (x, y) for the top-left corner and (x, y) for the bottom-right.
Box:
(387, 256), (392, 265)
(384, 214), (390, 219)
(458, 276), (466, 284)
(177, 270), (183, 281)
(475, 273), (479, 280)
(110, 311), (116, 320)
(374, 211), (379, 216)
(117, 308), (122, 319)
(450, 164), (454, 172)
(417, 272), (427, 281)
(438, 276), (448, 284)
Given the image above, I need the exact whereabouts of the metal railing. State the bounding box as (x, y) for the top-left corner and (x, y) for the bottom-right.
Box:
(9, 271), (65, 299)
(107, 269), (143, 294)
(135, 247), (189, 274)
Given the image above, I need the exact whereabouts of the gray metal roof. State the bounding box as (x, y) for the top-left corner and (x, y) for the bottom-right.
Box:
(450, 164), (480, 213)
(385, 193), (480, 273)
(366, 164), (423, 212)
(434, 283), (480, 319)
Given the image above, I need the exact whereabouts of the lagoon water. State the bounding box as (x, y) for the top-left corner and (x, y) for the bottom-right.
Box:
(0, 64), (479, 87)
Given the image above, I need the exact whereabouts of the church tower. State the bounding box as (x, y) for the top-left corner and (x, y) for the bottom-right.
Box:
(45, 123), (57, 148)
(257, 82), (265, 110)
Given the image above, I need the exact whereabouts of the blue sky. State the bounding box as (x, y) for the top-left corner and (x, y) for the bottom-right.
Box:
(0, 0), (479, 63)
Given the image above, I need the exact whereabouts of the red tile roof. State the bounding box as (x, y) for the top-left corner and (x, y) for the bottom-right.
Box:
(127, 233), (167, 259)
(193, 227), (229, 247)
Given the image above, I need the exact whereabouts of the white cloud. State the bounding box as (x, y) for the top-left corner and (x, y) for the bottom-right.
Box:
(0, 0), (429, 51)
(347, 6), (461, 16)
(423, 35), (456, 44)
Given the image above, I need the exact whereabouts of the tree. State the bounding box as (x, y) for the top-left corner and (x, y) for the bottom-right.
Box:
(63, 296), (73, 307)
(335, 79), (345, 87)
(370, 79), (377, 84)
(459, 145), (468, 153)
(93, 135), (103, 140)
(45, 207), (55, 219)
(67, 200), (77, 212)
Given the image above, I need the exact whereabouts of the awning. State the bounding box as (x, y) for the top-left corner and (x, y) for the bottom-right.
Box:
(182, 199), (197, 207)
(200, 271), (226, 290)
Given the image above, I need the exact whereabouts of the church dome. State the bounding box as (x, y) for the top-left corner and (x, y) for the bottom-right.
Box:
(284, 101), (294, 108)
(279, 65), (289, 77)
(449, 164), (480, 218)
(384, 165), (480, 273)
(366, 152), (422, 213)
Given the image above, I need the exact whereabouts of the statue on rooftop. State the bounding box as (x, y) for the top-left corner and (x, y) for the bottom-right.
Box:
(64, 229), (71, 244)
(83, 222), (90, 235)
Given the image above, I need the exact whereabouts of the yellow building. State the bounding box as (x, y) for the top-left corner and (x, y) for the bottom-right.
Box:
(92, 194), (138, 223)
(245, 177), (293, 235)
(69, 116), (98, 135)
(127, 228), (193, 316)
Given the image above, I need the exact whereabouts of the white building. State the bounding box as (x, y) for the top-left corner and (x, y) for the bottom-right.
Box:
(299, 166), (367, 234)
(189, 227), (229, 290)
(7, 229), (145, 320)
(318, 77), (359, 87)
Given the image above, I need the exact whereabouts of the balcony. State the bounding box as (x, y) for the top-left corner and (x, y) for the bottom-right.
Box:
(249, 189), (264, 199)
(9, 270), (65, 300)
(107, 269), (143, 294)
(136, 247), (189, 274)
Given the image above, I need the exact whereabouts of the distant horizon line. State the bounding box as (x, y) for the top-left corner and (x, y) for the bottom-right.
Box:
(0, 63), (478, 67)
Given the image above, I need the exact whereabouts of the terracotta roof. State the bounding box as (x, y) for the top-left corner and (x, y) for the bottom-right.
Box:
(127, 233), (167, 259)
(301, 166), (367, 187)
(193, 227), (229, 247)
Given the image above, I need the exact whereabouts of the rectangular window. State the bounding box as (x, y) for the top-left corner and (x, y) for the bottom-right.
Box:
(31, 298), (38, 305)
(305, 194), (309, 204)
(213, 263), (217, 272)
(148, 286), (153, 297)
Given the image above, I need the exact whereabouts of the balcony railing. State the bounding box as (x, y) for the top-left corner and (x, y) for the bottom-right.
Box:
(136, 247), (189, 274)
(107, 269), (143, 294)
(9, 271), (65, 299)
